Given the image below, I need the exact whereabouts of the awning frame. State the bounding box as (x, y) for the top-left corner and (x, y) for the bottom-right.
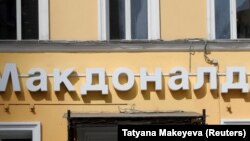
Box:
(67, 109), (206, 141)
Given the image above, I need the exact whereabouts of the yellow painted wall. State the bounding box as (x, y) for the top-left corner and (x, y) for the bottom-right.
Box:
(50, 0), (98, 40)
(1, 51), (250, 140)
(160, 0), (207, 40)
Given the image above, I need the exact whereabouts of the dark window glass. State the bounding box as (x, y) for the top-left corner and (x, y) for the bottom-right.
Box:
(0, 0), (16, 40)
(109, 0), (125, 40)
(131, 0), (148, 39)
(21, 0), (39, 39)
(2, 139), (31, 141)
(237, 0), (250, 38)
(77, 126), (117, 141)
(215, 0), (231, 39)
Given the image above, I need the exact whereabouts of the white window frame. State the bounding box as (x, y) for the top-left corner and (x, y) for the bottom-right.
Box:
(221, 119), (250, 125)
(16, 0), (49, 40)
(207, 0), (237, 40)
(98, 0), (160, 41)
(0, 122), (41, 141)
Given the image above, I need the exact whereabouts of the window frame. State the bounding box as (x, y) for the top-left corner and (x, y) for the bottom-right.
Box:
(14, 0), (49, 40)
(0, 122), (41, 141)
(208, 0), (238, 40)
(98, 0), (160, 41)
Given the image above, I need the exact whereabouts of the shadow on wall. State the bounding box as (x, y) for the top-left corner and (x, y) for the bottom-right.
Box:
(169, 79), (192, 100)
(116, 81), (138, 100)
(222, 90), (250, 102)
(194, 75), (219, 99)
(30, 79), (52, 101)
(0, 78), (25, 101)
(55, 76), (80, 101)
(141, 76), (166, 100)
(81, 76), (112, 103)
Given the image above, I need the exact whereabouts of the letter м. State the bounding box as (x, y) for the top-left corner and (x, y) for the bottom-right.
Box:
(0, 63), (21, 92)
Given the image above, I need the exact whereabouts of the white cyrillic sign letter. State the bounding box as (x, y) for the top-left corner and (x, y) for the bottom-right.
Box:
(0, 63), (21, 92)
(81, 68), (108, 95)
(26, 68), (47, 92)
(54, 68), (75, 92)
(112, 68), (135, 91)
(194, 67), (217, 90)
(168, 67), (189, 91)
(140, 68), (162, 91)
(222, 67), (249, 93)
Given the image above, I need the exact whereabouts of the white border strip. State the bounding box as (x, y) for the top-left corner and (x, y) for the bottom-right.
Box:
(207, 0), (215, 39)
(221, 119), (250, 125)
(230, 0), (237, 39)
(16, 0), (22, 40)
(39, 0), (49, 40)
(125, 0), (131, 40)
(208, 0), (238, 39)
(0, 122), (41, 141)
(148, 0), (160, 40)
(98, 0), (109, 41)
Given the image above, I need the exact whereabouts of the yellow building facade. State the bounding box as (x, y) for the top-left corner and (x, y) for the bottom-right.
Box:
(1, 0), (250, 141)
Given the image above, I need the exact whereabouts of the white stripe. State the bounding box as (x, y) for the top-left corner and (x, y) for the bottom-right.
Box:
(125, 0), (131, 40)
(39, 0), (49, 40)
(98, 0), (109, 40)
(148, 0), (160, 40)
(16, 0), (22, 40)
(230, 0), (237, 39)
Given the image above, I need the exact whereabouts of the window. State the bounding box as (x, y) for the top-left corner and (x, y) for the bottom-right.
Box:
(67, 111), (205, 141)
(0, 122), (41, 141)
(208, 0), (250, 39)
(0, 0), (49, 40)
(98, 0), (160, 40)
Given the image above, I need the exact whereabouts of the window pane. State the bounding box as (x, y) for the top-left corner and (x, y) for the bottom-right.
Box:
(131, 0), (148, 39)
(215, 0), (231, 39)
(77, 126), (117, 141)
(0, 0), (16, 40)
(109, 0), (125, 40)
(237, 0), (250, 38)
(21, 0), (38, 39)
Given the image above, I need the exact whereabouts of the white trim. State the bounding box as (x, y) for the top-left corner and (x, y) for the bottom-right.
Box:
(230, 0), (237, 39)
(99, 0), (160, 40)
(38, 0), (49, 40)
(147, 0), (160, 40)
(207, 0), (215, 39)
(221, 119), (250, 125)
(98, 0), (109, 41)
(0, 122), (41, 141)
(16, 0), (22, 40)
(14, 0), (49, 40)
(209, 0), (239, 39)
(125, 0), (131, 40)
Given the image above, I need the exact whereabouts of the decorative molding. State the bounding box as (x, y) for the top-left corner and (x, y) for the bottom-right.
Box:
(1, 40), (250, 52)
